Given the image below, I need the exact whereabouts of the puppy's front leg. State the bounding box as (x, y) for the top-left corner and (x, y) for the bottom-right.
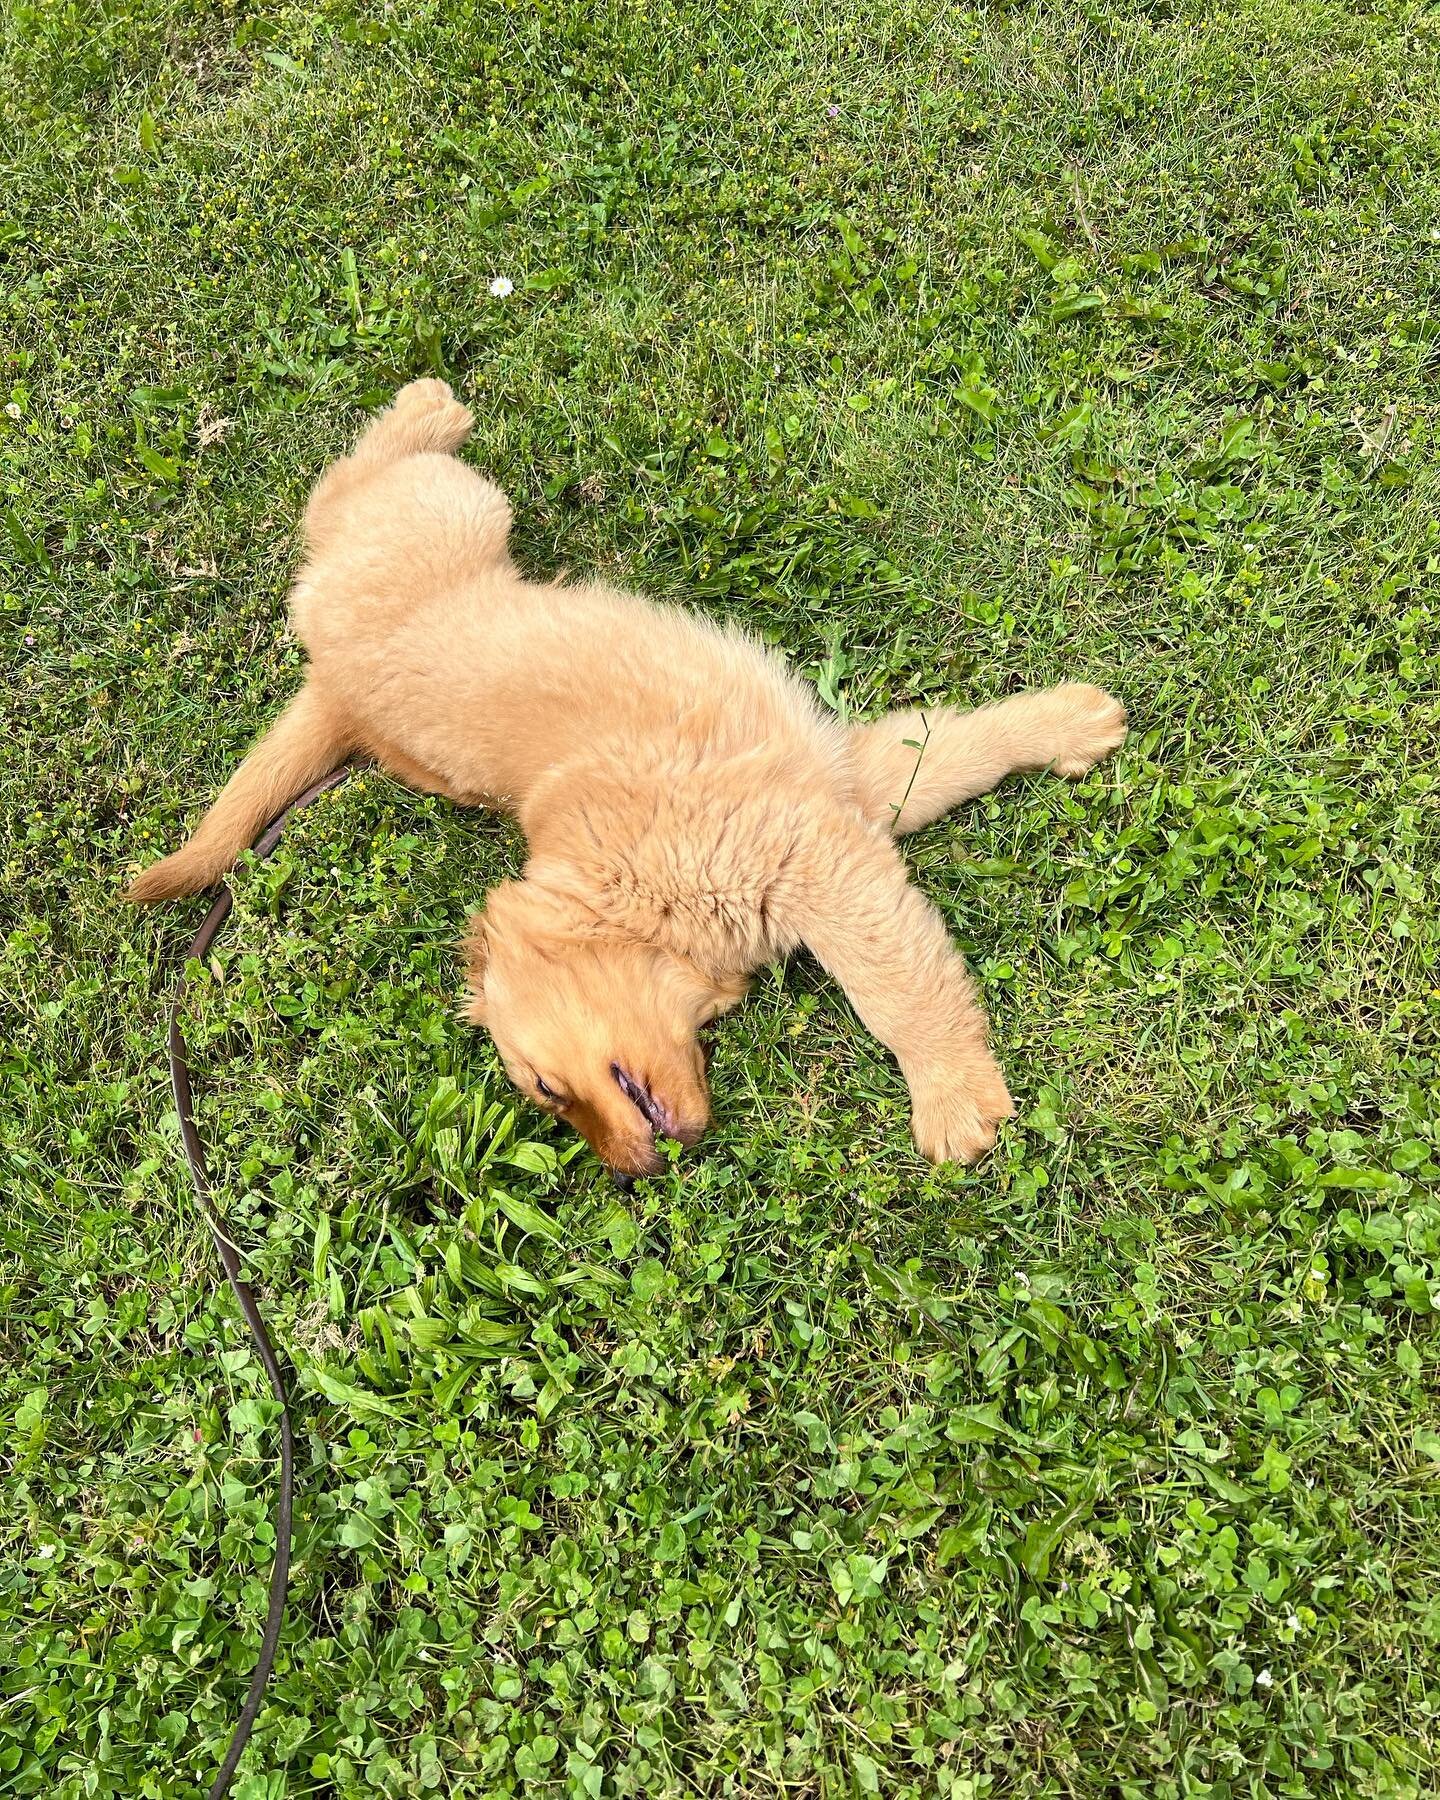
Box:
(783, 817), (1015, 1164)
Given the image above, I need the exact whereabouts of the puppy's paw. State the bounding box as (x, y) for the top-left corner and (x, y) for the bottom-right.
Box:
(390, 378), (473, 452)
(394, 377), (456, 413)
(1048, 683), (1128, 778)
(908, 1054), (1015, 1165)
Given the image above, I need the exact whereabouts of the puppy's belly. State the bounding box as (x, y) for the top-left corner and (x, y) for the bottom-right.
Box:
(357, 731), (496, 809)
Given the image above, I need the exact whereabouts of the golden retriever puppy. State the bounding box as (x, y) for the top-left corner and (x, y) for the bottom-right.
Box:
(128, 380), (1126, 1177)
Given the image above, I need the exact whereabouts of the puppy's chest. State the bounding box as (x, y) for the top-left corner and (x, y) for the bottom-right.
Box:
(600, 790), (812, 969)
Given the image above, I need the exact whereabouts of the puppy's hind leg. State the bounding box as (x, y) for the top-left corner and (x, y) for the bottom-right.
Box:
(850, 683), (1127, 836)
(303, 380), (475, 547)
(350, 379), (474, 465)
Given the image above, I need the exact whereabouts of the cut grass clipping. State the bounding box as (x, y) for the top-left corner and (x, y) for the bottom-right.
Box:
(2, 2), (1438, 1797)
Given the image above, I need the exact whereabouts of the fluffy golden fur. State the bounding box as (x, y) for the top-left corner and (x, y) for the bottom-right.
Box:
(128, 380), (1127, 1175)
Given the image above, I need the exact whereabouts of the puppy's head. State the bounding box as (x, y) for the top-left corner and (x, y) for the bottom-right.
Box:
(463, 879), (745, 1178)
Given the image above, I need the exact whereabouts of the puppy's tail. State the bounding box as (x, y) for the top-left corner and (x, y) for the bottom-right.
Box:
(126, 684), (352, 902)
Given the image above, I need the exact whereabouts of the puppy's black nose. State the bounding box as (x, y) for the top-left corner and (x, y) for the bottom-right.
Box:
(612, 1171), (636, 1193)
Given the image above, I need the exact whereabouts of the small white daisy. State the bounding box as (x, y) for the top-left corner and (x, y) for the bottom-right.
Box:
(488, 276), (514, 298)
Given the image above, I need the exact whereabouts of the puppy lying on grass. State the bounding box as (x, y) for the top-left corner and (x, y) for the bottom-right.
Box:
(128, 379), (1126, 1178)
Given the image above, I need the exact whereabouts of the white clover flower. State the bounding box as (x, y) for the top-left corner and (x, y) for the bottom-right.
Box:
(488, 276), (514, 298)
(1257, 1668), (1274, 1688)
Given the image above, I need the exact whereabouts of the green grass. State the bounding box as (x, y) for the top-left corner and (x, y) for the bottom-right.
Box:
(3, 0), (1439, 1794)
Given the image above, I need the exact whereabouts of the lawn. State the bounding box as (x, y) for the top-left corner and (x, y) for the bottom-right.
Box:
(2, 0), (1438, 1794)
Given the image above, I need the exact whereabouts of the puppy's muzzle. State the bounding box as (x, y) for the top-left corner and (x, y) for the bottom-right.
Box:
(607, 1063), (707, 1186)
(612, 1062), (669, 1135)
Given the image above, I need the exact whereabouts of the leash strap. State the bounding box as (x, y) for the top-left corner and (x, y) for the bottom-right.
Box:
(167, 767), (350, 1799)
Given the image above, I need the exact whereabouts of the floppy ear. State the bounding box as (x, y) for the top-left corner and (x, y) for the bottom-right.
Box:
(461, 911), (491, 1024)
(461, 877), (561, 1025)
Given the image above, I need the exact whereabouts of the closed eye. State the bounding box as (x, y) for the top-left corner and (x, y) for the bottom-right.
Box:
(535, 1076), (567, 1107)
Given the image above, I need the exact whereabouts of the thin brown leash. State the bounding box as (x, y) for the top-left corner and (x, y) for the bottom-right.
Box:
(167, 766), (350, 1800)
